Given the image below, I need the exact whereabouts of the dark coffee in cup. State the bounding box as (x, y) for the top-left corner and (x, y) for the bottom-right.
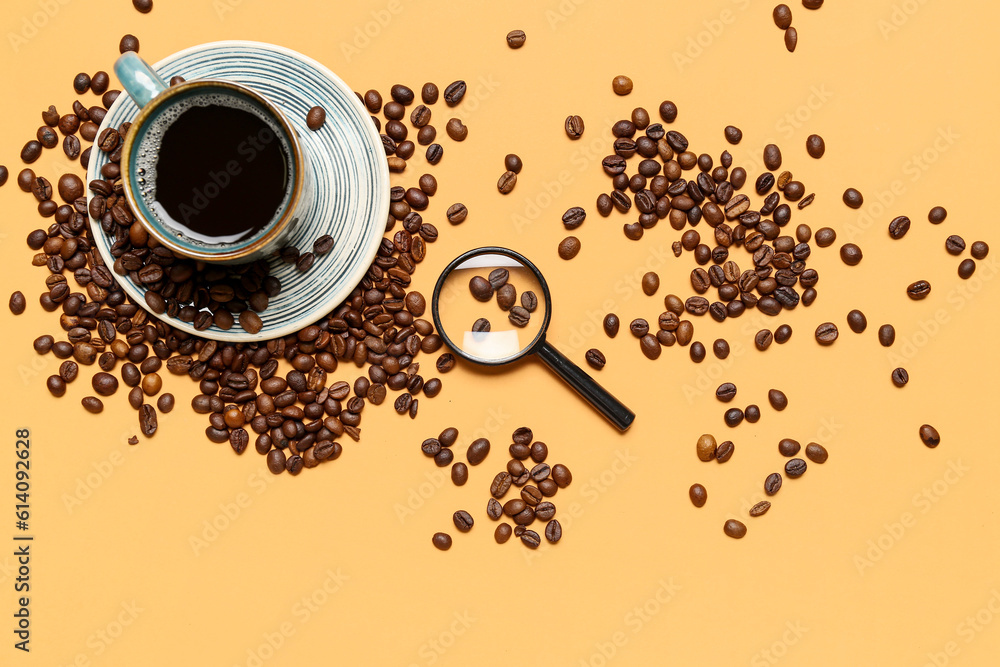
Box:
(133, 90), (294, 245)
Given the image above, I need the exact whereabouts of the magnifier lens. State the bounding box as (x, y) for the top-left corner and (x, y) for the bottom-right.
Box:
(435, 254), (547, 363)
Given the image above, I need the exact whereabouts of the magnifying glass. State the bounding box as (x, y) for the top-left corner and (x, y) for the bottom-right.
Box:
(431, 246), (635, 431)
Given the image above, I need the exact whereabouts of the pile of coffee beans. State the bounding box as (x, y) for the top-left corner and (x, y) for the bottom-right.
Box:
(9, 57), (476, 475)
(431, 427), (569, 551)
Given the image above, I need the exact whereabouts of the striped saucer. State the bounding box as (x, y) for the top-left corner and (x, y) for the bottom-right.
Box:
(87, 40), (389, 342)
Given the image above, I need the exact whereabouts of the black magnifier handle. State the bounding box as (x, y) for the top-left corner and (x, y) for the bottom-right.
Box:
(535, 339), (635, 431)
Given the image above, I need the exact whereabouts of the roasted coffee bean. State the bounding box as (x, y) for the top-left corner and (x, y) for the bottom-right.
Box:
(724, 125), (742, 144)
(745, 404), (761, 423)
(688, 483), (708, 507)
(906, 280), (931, 300)
(491, 472), (512, 498)
(689, 341), (706, 362)
(507, 306), (530, 328)
(471, 318), (491, 333)
(585, 348), (606, 370)
(696, 434), (717, 462)
(543, 519), (562, 543)
(763, 144), (782, 170)
(452, 510), (474, 532)
(811, 321), (838, 346)
(814, 227), (836, 247)
(773, 4), (792, 28)
(157, 393), (174, 413)
(945, 235), (966, 255)
(306, 106), (326, 130)
(9, 291), (26, 315)
(839, 243), (863, 266)
(958, 259), (976, 279)
(754, 329), (773, 351)
(602, 313), (621, 338)
(765, 472), (782, 495)
(119, 34), (140, 53)
(724, 519), (747, 539)
(971, 242), (989, 259)
(842, 188), (864, 209)
(713, 339), (730, 359)
(800, 443), (828, 466)
(927, 206), (947, 224)
(891, 367), (909, 387)
(520, 530), (541, 548)
(564, 114), (585, 139)
(497, 170), (517, 194)
(446, 203), (467, 224)
(469, 275), (493, 301)
(768, 388), (788, 411)
(874, 324), (896, 348)
(451, 462), (469, 486)
(558, 236), (581, 260)
(919, 424), (940, 448)
(778, 438), (801, 457)
(641, 272), (659, 296)
(888, 216), (910, 239)
(92, 372), (119, 396)
(785, 458), (807, 478)
(803, 133), (825, 158)
(431, 532), (452, 550)
(716, 440), (735, 462)
(724, 409), (744, 428)
(749, 501), (771, 518)
(716, 382), (737, 402)
(139, 403), (157, 436)
(443, 80), (466, 105)
(784, 27), (797, 52)
(549, 463), (571, 488)
(611, 75), (633, 95)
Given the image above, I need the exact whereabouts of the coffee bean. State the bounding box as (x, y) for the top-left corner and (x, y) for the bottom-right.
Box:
(969, 241), (988, 260)
(696, 433), (717, 462)
(642, 272), (659, 296)
(842, 188), (863, 209)
(919, 424), (940, 448)
(744, 405), (761, 424)
(724, 519), (747, 539)
(612, 75), (633, 95)
(945, 235), (966, 255)
(713, 339), (730, 359)
(763, 144), (782, 170)
(471, 318), (490, 333)
(840, 243), (863, 266)
(466, 438), (490, 466)
(551, 463), (572, 487)
(558, 236), (581, 260)
(497, 170), (517, 194)
(773, 4), (792, 28)
(815, 322), (838, 345)
(584, 348), (607, 370)
(716, 382), (737, 402)
(724, 409), (744, 428)
(520, 530), (541, 548)
(888, 216), (910, 239)
(445, 118), (467, 141)
(305, 106), (326, 131)
(688, 483), (708, 507)
(724, 125), (742, 144)
(778, 438), (801, 457)
(8, 291), (26, 315)
(427, 531), (453, 551)
(20, 141), (42, 164)
(906, 280), (931, 300)
(716, 440), (735, 462)
(451, 510), (474, 533)
(765, 473), (782, 495)
(564, 114), (585, 139)
(451, 462), (469, 486)
(814, 227), (836, 248)
(491, 472), (512, 499)
(138, 403), (157, 437)
(132, 0), (153, 12)
(441, 80), (466, 106)
(239, 310), (263, 334)
(891, 367), (909, 387)
(92, 372), (119, 396)
(562, 206), (586, 230)
(468, 276), (493, 302)
(847, 309), (867, 333)
(152, 392), (174, 414)
(928, 206), (947, 224)
(119, 34), (139, 53)
(783, 26), (798, 51)
(754, 329), (773, 351)
(957, 259), (976, 279)
(784, 458), (807, 478)
(768, 389), (788, 411)
(804, 442), (828, 464)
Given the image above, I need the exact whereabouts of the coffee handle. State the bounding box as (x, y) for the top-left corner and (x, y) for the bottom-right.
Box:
(114, 52), (169, 109)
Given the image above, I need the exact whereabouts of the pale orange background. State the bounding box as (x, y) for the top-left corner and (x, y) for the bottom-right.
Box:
(2, 1), (999, 665)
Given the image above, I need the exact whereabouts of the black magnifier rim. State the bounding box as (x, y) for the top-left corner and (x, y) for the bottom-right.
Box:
(431, 246), (552, 367)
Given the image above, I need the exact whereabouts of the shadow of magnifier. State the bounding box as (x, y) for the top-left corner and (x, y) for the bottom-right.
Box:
(431, 247), (635, 431)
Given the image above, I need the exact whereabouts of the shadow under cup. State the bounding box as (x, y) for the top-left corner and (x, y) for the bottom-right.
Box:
(120, 81), (305, 264)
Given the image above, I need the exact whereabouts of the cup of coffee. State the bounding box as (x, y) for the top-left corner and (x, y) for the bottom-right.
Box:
(113, 51), (308, 264)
